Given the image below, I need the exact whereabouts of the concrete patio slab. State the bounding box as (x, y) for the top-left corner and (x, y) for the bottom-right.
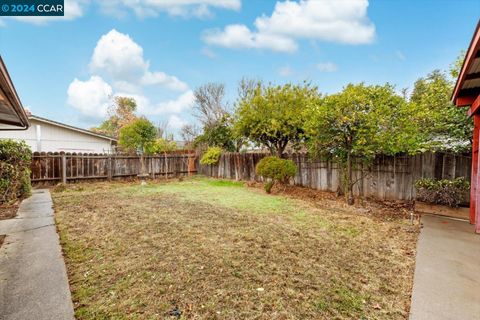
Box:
(0, 189), (74, 320)
(410, 214), (480, 320)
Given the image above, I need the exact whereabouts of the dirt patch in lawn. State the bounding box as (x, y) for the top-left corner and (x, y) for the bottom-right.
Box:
(248, 181), (416, 222)
(0, 204), (18, 220)
(53, 178), (419, 319)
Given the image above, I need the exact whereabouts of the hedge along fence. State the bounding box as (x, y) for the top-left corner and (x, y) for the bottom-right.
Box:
(198, 152), (472, 203)
(30, 151), (198, 185)
(0, 140), (32, 204)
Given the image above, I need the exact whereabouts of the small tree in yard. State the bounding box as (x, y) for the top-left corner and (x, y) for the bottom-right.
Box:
(193, 83), (229, 127)
(306, 83), (419, 205)
(194, 115), (238, 152)
(256, 156), (297, 193)
(192, 83), (243, 152)
(119, 118), (157, 178)
(119, 118), (157, 153)
(235, 82), (318, 157)
(91, 96), (138, 138)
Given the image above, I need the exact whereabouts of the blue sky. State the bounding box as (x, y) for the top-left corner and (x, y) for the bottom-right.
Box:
(0, 0), (479, 137)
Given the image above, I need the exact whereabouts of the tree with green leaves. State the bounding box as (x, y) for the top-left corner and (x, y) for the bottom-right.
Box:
(194, 115), (237, 152)
(235, 82), (318, 157)
(118, 117), (157, 154)
(306, 83), (419, 204)
(119, 117), (157, 178)
(409, 69), (472, 152)
(92, 96), (138, 138)
(145, 138), (178, 154)
(449, 50), (465, 79)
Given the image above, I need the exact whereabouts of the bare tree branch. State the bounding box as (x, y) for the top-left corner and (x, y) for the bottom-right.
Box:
(237, 78), (259, 102)
(193, 83), (229, 127)
(180, 124), (200, 144)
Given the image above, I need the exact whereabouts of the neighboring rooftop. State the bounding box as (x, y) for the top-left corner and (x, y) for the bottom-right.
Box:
(29, 114), (117, 142)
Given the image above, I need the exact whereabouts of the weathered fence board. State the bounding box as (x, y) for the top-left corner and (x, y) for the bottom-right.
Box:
(198, 152), (472, 203)
(31, 152), (197, 184)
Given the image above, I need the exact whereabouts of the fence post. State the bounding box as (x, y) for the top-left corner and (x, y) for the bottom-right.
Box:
(188, 154), (196, 176)
(61, 154), (67, 184)
(164, 153), (168, 180)
(107, 156), (112, 180)
(150, 157), (155, 179)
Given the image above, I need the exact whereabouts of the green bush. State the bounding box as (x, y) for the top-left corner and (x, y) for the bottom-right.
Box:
(414, 177), (469, 207)
(256, 156), (297, 193)
(145, 138), (177, 154)
(200, 147), (222, 165)
(0, 140), (32, 204)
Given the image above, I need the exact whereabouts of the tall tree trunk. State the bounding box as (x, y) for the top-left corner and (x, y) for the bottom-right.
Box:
(346, 151), (354, 205)
(140, 153), (145, 175)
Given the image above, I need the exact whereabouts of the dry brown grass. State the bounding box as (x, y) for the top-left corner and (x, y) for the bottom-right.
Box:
(53, 177), (419, 319)
(0, 204), (18, 220)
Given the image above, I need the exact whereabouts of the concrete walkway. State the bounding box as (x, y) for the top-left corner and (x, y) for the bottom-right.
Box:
(0, 189), (74, 320)
(410, 214), (480, 320)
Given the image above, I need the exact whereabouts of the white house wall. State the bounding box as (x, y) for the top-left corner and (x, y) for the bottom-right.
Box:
(0, 119), (113, 153)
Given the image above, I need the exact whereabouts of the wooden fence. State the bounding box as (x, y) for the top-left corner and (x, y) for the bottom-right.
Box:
(198, 152), (472, 202)
(31, 152), (197, 184)
(31, 150), (472, 203)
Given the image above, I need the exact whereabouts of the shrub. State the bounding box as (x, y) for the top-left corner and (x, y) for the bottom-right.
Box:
(256, 156), (297, 193)
(200, 147), (222, 165)
(0, 140), (32, 204)
(414, 177), (469, 207)
(145, 138), (177, 154)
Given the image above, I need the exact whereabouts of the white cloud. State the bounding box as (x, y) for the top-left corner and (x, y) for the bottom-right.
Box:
(204, 24), (297, 53)
(98, 0), (241, 19)
(278, 66), (294, 76)
(2, 0), (240, 25)
(145, 90), (195, 115)
(90, 29), (147, 83)
(167, 115), (189, 131)
(90, 29), (188, 93)
(111, 90), (194, 116)
(141, 71), (189, 91)
(67, 29), (194, 126)
(203, 0), (375, 52)
(201, 47), (217, 59)
(316, 62), (338, 72)
(67, 76), (112, 119)
(395, 50), (406, 61)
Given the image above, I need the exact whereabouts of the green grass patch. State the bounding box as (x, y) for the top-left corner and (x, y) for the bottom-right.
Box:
(126, 177), (297, 216)
(316, 284), (367, 318)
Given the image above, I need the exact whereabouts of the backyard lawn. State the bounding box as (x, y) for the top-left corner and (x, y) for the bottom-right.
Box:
(53, 177), (418, 319)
